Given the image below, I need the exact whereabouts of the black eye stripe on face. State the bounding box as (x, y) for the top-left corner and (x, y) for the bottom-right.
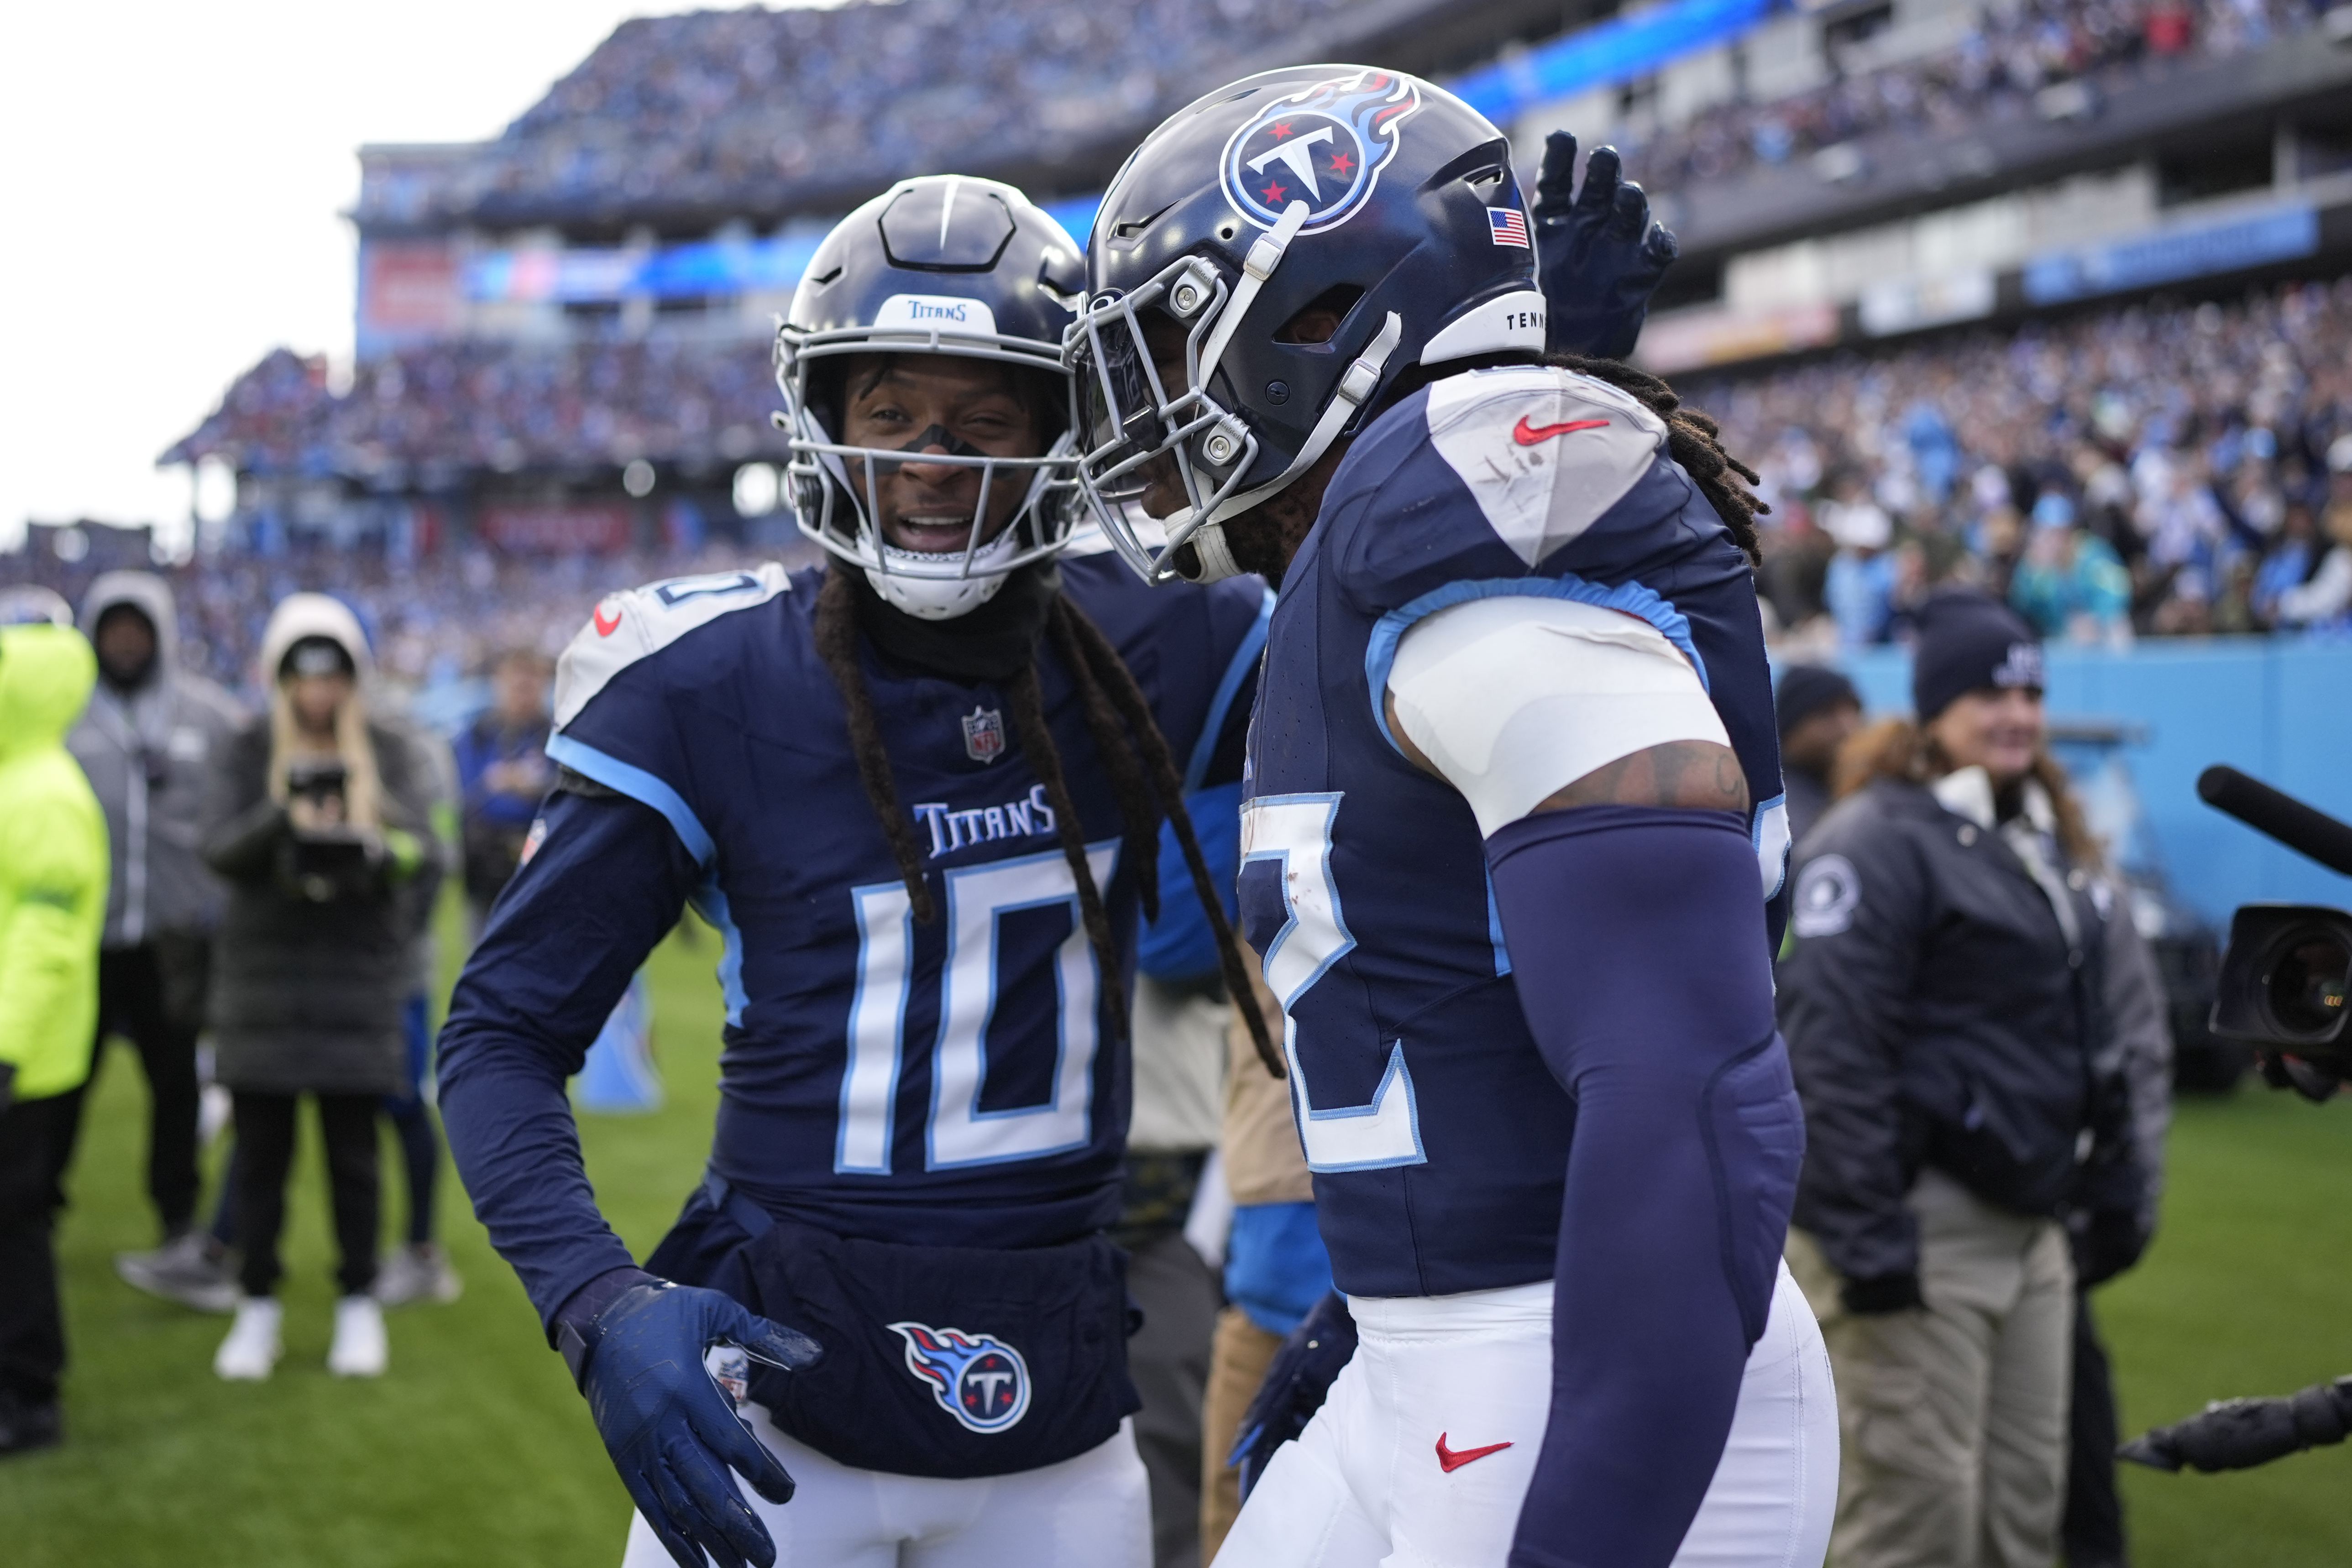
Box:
(895, 424), (981, 459)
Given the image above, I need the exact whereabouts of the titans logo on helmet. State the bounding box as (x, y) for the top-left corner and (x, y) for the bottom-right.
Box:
(1219, 68), (1422, 235)
(890, 1321), (1032, 1434)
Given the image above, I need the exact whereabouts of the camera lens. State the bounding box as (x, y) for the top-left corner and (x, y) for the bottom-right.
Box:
(2263, 930), (2352, 1040)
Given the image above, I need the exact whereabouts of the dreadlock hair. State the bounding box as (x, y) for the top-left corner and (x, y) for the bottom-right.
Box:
(812, 565), (1282, 1075)
(1548, 353), (1769, 570)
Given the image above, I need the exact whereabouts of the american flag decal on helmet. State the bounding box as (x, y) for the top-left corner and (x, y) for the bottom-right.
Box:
(1488, 208), (1530, 248)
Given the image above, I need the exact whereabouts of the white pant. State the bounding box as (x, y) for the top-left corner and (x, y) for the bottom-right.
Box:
(621, 1407), (1150, 1568)
(1213, 1263), (1838, 1568)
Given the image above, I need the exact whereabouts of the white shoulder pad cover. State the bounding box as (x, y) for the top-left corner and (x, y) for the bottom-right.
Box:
(1425, 366), (1669, 569)
(1388, 595), (1729, 837)
(554, 563), (793, 730)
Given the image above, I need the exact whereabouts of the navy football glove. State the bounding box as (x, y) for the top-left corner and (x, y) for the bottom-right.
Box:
(558, 1280), (824, 1568)
(1532, 131), (1680, 361)
(1230, 1291), (1357, 1501)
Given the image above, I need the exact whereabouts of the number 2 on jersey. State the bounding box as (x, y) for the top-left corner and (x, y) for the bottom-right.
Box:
(1241, 793), (1425, 1171)
(837, 841), (1118, 1174)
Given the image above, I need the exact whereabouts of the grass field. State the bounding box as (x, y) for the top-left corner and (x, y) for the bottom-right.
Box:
(4, 909), (2350, 1566)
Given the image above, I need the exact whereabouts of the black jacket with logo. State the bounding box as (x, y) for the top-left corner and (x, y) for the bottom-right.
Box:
(1779, 777), (2137, 1284)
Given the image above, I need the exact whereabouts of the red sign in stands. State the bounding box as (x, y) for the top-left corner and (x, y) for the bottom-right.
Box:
(477, 502), (635, 554)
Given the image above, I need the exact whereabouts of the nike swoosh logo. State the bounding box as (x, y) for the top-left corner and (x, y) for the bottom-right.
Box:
(1435, 1432), (1514, 1473)
(1513, 416), (1610, 446)
(593, 605), (623, 637)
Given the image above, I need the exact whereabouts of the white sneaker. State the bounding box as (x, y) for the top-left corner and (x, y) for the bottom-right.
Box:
(214, 1297), (283, 1381)
(327, 1295), (388, 1378)
(372, 1243), (463, 1307)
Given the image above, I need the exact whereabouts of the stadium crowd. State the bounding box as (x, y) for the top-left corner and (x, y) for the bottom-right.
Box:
(0, 542), (789, 715)
(1690, 276), (2352, 648)
(361, 0), (1371, 224)
(1631, 0), (2338, 191)
(164, 341), (787, 481)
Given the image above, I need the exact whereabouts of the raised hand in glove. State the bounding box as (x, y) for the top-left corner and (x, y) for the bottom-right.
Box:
(1532, 131), (1680, 361)
(1231, 1290), (1358, 1501)
(556, 1277), (824, 1568)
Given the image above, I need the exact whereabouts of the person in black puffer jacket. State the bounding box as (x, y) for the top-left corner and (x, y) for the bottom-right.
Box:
(1779, 591), (2148, 1568)
(199, 594), (441, 1385)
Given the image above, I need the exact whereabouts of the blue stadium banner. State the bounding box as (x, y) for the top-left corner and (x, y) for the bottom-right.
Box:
(2023, 204), (2320, 307)
(1450, 0), (1784, 121)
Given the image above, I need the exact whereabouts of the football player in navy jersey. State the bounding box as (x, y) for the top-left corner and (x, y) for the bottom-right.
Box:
(1069, 69), (1839, 1568)
(437, 175), (1280, 1568)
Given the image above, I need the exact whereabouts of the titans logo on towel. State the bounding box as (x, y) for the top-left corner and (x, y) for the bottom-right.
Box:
(891, 1321), (1032, 1433)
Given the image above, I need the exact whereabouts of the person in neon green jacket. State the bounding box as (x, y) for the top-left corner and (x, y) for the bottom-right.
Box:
(0, 619), (109, 1458)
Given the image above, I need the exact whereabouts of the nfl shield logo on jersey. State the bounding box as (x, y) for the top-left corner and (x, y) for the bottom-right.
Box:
(890, 1321), (1032, 1434)
(962, 705), (1006, 764)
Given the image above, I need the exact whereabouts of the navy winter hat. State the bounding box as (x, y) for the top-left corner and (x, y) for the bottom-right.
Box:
(1775, 664), (1860, 737)
(1911, 590), (2043, 721)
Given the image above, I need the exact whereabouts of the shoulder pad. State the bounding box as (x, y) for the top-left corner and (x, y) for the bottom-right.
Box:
(1423, 366), (1668, 568)
(554, 564), (791, 729)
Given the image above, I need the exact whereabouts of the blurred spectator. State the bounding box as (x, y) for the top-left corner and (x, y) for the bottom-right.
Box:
(0, 619), (108, 1458)
(2273, 465), (2352, 627)
(2009, 497), (2132, 645)
(1200, 968), (1329, 1562)
(1823, 485), (1899, 646)
(1779, 592), (2145, 1568)
(375, 717), (465, 1309)
(1774, 663), (1862, 847)
(454, 647), (556, 922)
(63, 573), (246, 1313)
(2063, 876), (2175, 1568)
(200, 596), (443, 1383)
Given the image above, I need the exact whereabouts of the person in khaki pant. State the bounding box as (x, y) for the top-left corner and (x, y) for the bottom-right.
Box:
(1787, 1176), (2073, 1568)
(1199, 967), (1317, 1560)
(1777, 593), (2146, 1568)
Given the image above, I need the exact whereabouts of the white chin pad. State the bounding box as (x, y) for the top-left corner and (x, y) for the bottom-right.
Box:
(865, 528), (1021, 620)
(1170, 520), (1243, 584)
(1387, 595), (1730, 837)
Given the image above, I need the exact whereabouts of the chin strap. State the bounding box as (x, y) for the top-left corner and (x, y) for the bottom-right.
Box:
(1194, 200), (1311, 399)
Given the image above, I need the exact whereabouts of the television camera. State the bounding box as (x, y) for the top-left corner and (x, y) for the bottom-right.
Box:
(2116, 766), (2351, 1478)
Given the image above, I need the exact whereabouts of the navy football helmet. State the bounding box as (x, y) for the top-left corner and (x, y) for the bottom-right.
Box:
(1067, 66), (1545, 583)
(777, 175), (1086, 619)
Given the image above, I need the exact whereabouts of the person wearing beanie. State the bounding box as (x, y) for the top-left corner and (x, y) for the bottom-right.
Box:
(199, 594), (443, 1382)
(1774, 663), (1861, 848)
(1775, 589), (2169, 1568)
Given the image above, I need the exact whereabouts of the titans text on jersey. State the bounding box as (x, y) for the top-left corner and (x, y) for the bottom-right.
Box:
(437, 551), (1266, 1327)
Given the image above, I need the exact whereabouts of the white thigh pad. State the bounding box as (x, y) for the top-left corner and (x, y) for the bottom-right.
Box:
(1387, 595), (1729, 837)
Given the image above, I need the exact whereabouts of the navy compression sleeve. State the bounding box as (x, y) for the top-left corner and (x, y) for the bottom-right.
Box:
(1485, 805), (1804, 1568)
(438, 787), (700, 1333)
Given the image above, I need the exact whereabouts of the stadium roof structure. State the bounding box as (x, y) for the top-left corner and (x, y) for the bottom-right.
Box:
(352, 0), (1597, 236)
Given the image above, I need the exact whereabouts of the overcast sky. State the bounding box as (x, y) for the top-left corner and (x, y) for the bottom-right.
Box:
(0, 1), (697, 551)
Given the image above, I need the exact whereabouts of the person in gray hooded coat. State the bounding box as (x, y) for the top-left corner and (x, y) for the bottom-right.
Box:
(65, 572), (245, 1310)
(201, 594), (442, 1382)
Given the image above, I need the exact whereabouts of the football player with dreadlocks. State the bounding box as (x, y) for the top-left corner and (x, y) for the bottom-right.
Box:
(438, 176), (1278, 1568)
(1070, 69), (1838, 1568)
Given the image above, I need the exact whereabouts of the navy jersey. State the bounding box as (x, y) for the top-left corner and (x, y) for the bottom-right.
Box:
(440, 552), (1267, 1321)
(1240, 364), (1788, 1298)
